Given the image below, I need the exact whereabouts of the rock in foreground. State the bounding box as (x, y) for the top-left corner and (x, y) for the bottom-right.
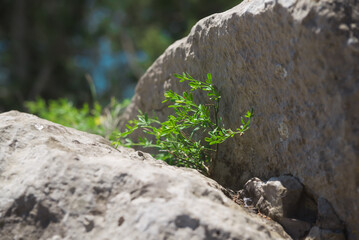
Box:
(0, 111), (290, 240)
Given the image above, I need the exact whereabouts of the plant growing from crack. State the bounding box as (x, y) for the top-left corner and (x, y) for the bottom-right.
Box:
(114, 73), (253, 176)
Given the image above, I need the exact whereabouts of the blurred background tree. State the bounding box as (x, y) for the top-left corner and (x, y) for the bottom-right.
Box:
(0, 0), (241, 112)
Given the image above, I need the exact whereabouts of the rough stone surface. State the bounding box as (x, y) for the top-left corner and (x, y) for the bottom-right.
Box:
(242, 176), (304, 220)
(0, 111), (292, 240)
(121, 0), (359, 238)
(242, 176), (310, 239)
(242, 177), (265, 204)
(316, 197), (344, 231)
(258, 176), (303, 219)
(304, 226), (346, 240)
(277, 218), (312, 240)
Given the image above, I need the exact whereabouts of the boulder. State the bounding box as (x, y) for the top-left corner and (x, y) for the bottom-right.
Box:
(242, 176), (311, 239)
(243, 176), (304, 220)
(0, 111), (291, 240)
(121, 0), (359, 238)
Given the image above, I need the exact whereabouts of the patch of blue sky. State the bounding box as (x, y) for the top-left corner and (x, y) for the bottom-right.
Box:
(92, 67), (107, 93)
(136, 50), (148, 63)
(74, 55), (93, 70)
(123, 83), (136, 99)
(73, 37), (131, 95)
(74, 4), (149, 98)
(87, 7), (111, 33)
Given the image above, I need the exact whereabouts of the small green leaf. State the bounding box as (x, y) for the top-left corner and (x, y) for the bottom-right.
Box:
(206, 73), (212, 84)
(113, 73), (253, 176)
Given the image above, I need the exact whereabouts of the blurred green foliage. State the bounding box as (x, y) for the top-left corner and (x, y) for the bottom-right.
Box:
(25, 97), (130, 140)
(0, 0), (242, 112)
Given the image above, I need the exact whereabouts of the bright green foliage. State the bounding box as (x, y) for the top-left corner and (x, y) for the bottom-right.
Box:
(115, 73), (253, 175)
(25, 97), (130, 141)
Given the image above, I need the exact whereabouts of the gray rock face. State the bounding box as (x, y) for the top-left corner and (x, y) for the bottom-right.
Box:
(240, 176), (348, 239)
(242, 176), (311, 239)
(278, 218), (311, 240)
(316, 197), (344, 231)
(243, 176), (303, 220)
(0, 111), (291, 240)
(242, 177), (265, 205)
(305, 226), (346, 240)
(121, 0), (359, 238)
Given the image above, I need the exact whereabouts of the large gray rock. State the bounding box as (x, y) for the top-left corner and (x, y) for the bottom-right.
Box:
(242, 176), (311, 239)
(243, 176), (304, 220)
(121, 0), (359, 238)
(0, 111), (291, 240)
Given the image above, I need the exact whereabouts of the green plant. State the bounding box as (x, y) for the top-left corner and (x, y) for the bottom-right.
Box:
(115, 73), (253, 175)
(25, 97), (130, 140)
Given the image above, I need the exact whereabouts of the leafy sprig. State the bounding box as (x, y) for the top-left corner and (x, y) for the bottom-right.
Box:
(115, 73), (253, 175)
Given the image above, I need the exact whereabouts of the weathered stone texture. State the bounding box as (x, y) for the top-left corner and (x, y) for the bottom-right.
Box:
(0, 111), (291, 240)
(121, 0), (359, 238)
(243, 176), (304, 220)
(241, 176), (312, 239)
(305, 226), (346, 240)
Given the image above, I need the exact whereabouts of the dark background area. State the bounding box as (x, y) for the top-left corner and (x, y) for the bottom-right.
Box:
(0, 0), (241, 112)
